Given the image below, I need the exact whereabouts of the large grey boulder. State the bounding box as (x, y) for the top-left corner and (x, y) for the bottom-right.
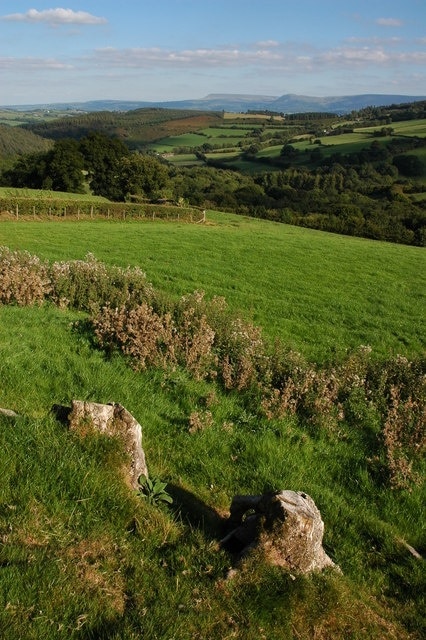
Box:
(221, 490), (338, 574)
(68, 401), (148, 489)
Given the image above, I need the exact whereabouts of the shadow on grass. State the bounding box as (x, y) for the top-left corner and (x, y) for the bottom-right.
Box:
(167, 484), (228, 542)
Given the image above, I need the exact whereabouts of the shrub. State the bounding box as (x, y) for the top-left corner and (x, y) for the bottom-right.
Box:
(173, 292), (217, 381)
(92, 303), (176, 370)
(49, 253), (153, 311)
(383, 385), (425, 488)
(0, 246), (51, 306)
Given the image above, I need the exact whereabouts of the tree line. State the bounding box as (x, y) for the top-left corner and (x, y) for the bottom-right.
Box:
(1, 131), (425, 246)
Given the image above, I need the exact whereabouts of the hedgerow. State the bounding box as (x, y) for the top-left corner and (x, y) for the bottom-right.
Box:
(0, 196), (202, 221)
(1, 246), (424, 489)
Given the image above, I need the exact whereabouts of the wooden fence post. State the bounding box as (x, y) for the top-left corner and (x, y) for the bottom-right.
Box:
(16, 204), (19, 219)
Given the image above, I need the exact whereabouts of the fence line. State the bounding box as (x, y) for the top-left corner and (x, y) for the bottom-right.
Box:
(0, 198), (205, 223)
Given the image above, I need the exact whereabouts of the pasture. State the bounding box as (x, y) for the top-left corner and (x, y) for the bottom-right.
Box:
(356, 118), (426, 137)
(151, 116), (426, 175)
(0, 212), (425, 639)
(1, 212), (424, 363)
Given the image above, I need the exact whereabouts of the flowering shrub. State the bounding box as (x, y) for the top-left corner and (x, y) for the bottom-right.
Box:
(50, 253), (153, 311)
(383, 385), (425, 488)
(0, 246), (51, 306)
(92, 303), (176, 370)
(172, 292), (217, 381)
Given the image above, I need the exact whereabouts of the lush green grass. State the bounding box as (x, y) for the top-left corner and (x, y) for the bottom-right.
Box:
(1, 213), (424, 363)
(258, 135), (392, 162)
(149, 127), (251, 154)
(255, 119), (426, 166)
(149, 133), (209, 150)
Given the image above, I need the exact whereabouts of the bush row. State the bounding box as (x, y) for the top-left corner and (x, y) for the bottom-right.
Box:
(0, 247), (153, 311)
(1, 246), (424, 489)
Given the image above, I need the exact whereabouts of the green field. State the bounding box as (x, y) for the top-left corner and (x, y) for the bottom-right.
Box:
(1, 213), (424, 362)
(0, 213), (425, 639)
(154, 116), (426, 173)
(356, 118), (426, 137)
(0, 187), (109, 202)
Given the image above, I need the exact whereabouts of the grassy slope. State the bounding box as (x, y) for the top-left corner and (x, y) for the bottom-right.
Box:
(0, 215), (425, 639)
(21, 109), (223, 147)
(0, 304), (424, 639)
(0, 187), (109, 202)
(0, 212), (424, 363)
(0, 124), (53, 171)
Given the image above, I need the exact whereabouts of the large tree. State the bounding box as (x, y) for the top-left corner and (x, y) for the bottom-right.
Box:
(79, 132), (130, 200)
(118, 154), (170, 201)
(4, 139), (84, 192)
(44, 139), (85, 192)
(393, 154), (425, 177)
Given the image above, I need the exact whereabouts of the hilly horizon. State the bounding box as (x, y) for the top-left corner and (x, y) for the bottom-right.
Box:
(3, 92), (426, 114)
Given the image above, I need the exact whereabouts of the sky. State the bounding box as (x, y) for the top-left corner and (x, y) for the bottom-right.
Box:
(1, 0), (425, 106)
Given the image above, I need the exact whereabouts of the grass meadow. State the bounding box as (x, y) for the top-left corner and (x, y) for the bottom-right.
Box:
(0, 212), (424, 362)
(0, 212), (425, 639)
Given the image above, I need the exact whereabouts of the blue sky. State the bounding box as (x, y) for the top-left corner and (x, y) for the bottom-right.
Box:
(1, 1), (425, 105)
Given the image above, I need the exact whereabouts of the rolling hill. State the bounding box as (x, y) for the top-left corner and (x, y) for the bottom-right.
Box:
(0, 124), (53, 160)
(3, 93), (426, 114)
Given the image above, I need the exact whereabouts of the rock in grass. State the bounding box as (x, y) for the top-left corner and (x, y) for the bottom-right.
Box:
(68, 400), (148, 489)
(221, 490), (338, 574)
(0, 407), (19, 417)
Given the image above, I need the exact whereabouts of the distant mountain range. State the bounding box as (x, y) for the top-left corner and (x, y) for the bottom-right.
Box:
(3, 93), (426, 114)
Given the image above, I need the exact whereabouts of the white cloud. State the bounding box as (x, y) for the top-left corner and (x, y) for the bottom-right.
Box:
(1, 8), (107, 26)
(376, 17), (404, 27)
(91, 43), (426, 72)
(346, 36), (402, 46)
(255, 40), (280, 48)
(0, 56), (73, 70)
(92, 46), (284, 68)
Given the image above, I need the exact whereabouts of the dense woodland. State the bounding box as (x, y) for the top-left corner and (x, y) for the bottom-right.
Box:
(1, 100), (425, 245)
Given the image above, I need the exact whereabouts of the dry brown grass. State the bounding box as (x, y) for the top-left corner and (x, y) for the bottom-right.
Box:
(60, 535), (127, 617)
